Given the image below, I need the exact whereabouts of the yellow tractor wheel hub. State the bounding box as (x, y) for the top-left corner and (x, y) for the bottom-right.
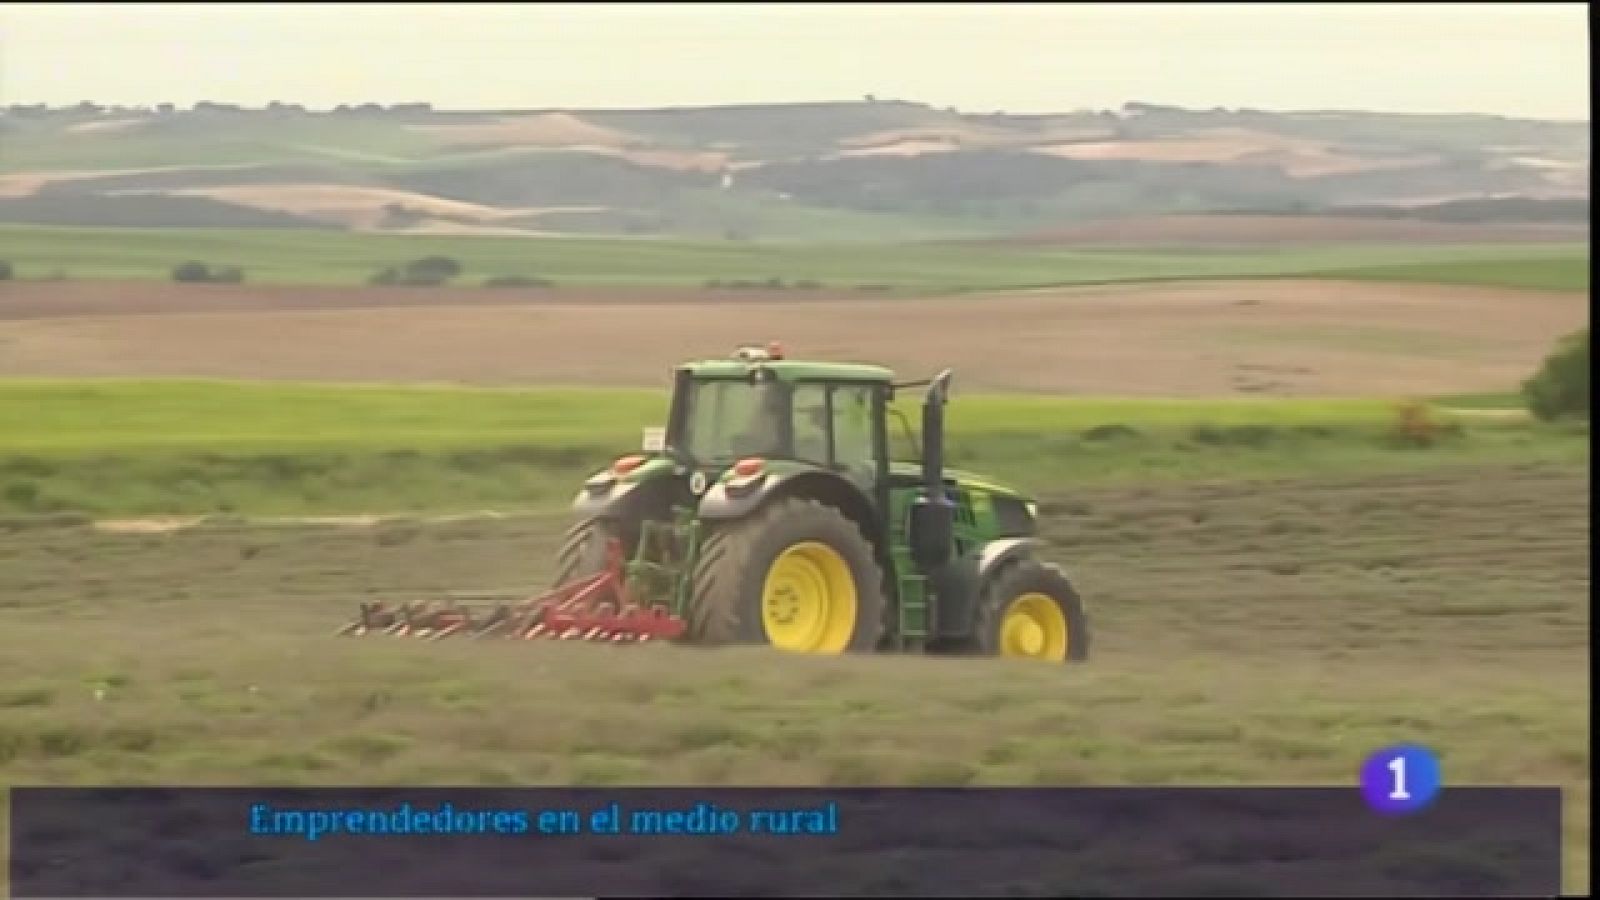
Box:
(760, 541), (858, 653)
(1000, 592), (1070, 661)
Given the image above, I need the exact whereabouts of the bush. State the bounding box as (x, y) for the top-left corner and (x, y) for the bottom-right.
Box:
(1390, 401), (1446, 447)
(482, 275), (552, 288)
(1081, 423), (1142, 443)
(0, 259), (12, 281)
(370, 257), (464, 287)
(3, 481), (40, 510)
(171, 261), (245, 284)
(703, 277), (804, 291)
(380, 203), (424, 228)
(171, 261), (212, 283)
(369, 266), (443, 287)
(1523, 329), (1589, 421)
(405, 255), (461, 281)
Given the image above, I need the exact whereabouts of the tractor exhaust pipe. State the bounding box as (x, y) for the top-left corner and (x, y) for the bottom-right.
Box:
(909, 369), (956, 573)
(922, 368), (953, 499)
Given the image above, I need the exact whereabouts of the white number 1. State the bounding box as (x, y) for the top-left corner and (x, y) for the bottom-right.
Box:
(1387, 755), (1411, 800)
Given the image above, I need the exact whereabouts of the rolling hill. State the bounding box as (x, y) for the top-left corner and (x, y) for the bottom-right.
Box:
(0, 100), (1588, 241)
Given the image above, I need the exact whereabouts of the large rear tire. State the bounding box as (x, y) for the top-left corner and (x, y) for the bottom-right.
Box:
(551, 517), (626, 586)
(688, 496), (885, 654)
(969, 557), (1090, 663)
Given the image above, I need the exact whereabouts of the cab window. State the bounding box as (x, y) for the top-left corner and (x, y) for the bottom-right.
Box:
(831, 384), (876, 485)
(681, 378), (785, 462)
(791, 383), (830, 465)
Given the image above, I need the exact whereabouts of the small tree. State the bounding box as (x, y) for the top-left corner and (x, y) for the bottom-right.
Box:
(482, 275), (552, 288)
(1523, 328), (1590, 420)
(0, 260), (12, 281)
(380, 203), (424, 229)
(404, 255), (461, 282)
(170, 261), (243, 283)
(172, 261), (212, 283)
(398, 269), (446, 287)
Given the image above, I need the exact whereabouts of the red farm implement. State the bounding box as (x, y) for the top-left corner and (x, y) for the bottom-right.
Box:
(336, 534), (689, 643)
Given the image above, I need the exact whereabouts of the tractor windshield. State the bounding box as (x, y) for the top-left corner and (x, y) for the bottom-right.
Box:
(678, 378), (787, 463)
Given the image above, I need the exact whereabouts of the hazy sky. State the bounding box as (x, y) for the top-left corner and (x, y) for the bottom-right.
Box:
(1, 3), (1589, 118)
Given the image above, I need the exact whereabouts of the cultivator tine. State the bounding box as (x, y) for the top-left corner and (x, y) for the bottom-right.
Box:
(428, 613), (472, 641)
(336, 600), (395, 636)
(390, 601), (436, 636)
(469, 605), (515, 638)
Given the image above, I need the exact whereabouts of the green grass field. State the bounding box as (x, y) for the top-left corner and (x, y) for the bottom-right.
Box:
(0, 379), (1588, 890)
(0, 379), (1587, 518)
(0, 463), (1588, 891)
(1296, 256), (1592, 292)
(0, 224), (1586, 290)
(0, 380), (1452, 452)
(1433, 391), (1531, 411)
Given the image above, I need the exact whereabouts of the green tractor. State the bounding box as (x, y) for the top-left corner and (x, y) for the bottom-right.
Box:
(550, 342), (1089, 662)
(342, 343), (1088, 662)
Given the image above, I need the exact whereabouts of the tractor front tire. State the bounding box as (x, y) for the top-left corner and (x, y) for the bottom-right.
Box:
(688, 497), (885, 654)
(970, 557), (1090, 663)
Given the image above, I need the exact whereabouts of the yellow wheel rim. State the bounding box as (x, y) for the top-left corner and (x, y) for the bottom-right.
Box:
(760, 541), (858, 653)
(1000, 592), (1070, 661)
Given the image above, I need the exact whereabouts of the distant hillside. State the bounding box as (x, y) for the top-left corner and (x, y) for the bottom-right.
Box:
(0, 100), (1588, 241)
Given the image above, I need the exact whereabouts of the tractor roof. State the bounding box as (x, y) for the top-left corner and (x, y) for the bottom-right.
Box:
(680, 345), (893, 384)
(682, 359), (894, 383)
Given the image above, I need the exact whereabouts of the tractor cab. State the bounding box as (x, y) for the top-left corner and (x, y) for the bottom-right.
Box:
(658, 342), (891, 495)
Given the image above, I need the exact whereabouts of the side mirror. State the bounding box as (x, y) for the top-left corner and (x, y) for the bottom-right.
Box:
(642, 427), (666, 454)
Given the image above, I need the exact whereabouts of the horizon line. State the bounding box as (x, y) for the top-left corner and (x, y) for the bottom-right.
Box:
(3, 97), (1590, 124)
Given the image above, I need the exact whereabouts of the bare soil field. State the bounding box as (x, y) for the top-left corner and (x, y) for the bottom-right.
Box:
(1031, 127), (1431, 178)
(146, 184), (594, 230)
(996, 214), (1589, 246)
(0, 279), (1585, 395)
(0, 164), (260, 198)
(406, 112), (639, 149)
(0, 280), (874, 321)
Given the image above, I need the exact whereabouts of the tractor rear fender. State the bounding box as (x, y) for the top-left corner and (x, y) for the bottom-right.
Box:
(931, 537), (1043, 641)
(571, 457), (682, 522)
(697, 468), (885, 556)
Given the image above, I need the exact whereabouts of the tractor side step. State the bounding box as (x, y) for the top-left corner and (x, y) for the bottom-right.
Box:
(896, 573), (930, 647)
